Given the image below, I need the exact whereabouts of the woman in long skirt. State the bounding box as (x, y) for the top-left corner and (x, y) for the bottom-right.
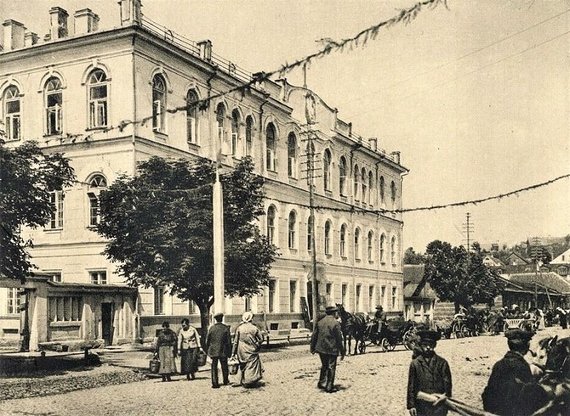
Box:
(156, 321), (177, 382)
(232, 312), (264, 387)
(178, 318), (202, 380)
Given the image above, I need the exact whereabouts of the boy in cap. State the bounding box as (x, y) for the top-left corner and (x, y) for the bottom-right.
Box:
(407, 330), (452, 416)
(482, 329), (549, 416)
(310, 305), (346, 393)
(205, 312), (232, 388)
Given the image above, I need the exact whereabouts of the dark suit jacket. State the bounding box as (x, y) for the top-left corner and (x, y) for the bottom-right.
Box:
(205, 322), (232, 358)
(310, 315), (345, 356)
(407, 353), (452, 415)
(482, 351), (548, 416)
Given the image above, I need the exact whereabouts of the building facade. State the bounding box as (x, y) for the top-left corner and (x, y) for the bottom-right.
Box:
(0, 0), (407, 349)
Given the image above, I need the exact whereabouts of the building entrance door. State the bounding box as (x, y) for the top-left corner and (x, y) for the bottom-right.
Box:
(101, 303), (114, 346)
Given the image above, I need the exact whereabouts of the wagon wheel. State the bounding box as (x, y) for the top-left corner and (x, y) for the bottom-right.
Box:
(381, 338), (395, 352)
(482, 321), (491, 334)
(358, 339), (367, 354)
(402, 329), (415, 351)
(451, 322), (462, 338)
(460, 324), (471, 338)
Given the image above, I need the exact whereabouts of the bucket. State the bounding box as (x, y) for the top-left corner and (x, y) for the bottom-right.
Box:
(228, 358), (239, 375)
(149, 358), (160, 374)
(197, 351), (207, 367)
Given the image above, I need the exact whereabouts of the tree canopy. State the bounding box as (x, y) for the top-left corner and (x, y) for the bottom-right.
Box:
(424, 240), (503, 310)
(0, 140), (75, 282)
(403, 247), (426, 264)
(96, 156), (278, 330)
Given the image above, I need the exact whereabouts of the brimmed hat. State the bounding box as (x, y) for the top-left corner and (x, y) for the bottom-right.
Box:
(505, 329), (533, 342)
(213, 312), (224, 319)
(417, 330), (441, 343)
(376, 305), (384, 310)
(325, 305), (338, 314)
(241, 312), (253, 323)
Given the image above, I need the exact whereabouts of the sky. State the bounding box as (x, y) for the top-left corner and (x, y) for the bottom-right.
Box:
(2, 0), (569, 252)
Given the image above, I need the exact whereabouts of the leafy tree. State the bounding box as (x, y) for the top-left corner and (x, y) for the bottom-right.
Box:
(0, 140), (75, 282)
(97, 156), (278, 337)
(424, 240), (503, 312)
(403, 247), (426, 264)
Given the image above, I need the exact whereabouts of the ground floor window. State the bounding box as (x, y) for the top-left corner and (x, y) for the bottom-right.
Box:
(7, 288), (20, 315)
(90, 271), (107, 285)
(154, 286), (166, 315)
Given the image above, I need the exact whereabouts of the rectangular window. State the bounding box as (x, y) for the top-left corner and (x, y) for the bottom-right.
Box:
(88, 193), (100, 227)
(154, 286), (165, 315)
(288, 156), (297, 178)
(392, 287), (398, 309)
(266, 148), (275, 171)
(244, 297), (251, 312)
(49, 191), (64, 229)
(341, 284), (348, 306)
(152, 100), (162, 132)
(268, 280), (276, 313)
(231, 133), (238, 156)
(326, 283), (333, 304)
(45, 271), (62, 282)
(89, 85), (107, 128)
(48, 296), (82, 322)
(356, 284), (361, 312)
(289, 280), (297, 313)
(90, 271), (107, 285)
(6, 98), (21, 141)
(7, 288), (20, 314)
(369, 286), (375, 311)
(381, 286), (386, 308)
(187, 117), (197, 144)
(46, 92), (62, 135)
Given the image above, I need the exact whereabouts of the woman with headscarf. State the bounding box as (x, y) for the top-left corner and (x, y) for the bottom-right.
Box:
(178, 318), (201, 380)
(155, 321), (178, 382)
(232, 312), (264, 387)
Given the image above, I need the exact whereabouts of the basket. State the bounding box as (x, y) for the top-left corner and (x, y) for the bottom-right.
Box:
(149, 357), (160, 374)
(197, 350), (207, 367)
(228, 357), (239, 375)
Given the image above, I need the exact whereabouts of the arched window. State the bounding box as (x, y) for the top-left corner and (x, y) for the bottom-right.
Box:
(354, 228), (361, 260)
(324, 220), (332, 255)
(380, 233), (386, 263)
(323, 149), (332, 191)
(88, 69), (108, 128)
(354, 164), (360, 201)
(287, 133), (297, 178)
(245, 116), (254, 157)
(361, 168), (367, 204)
(88, 174), (107, 227)
(340, 224), (347, 257)
(307, 214), (314, 252)
(339, 156), (347, 196)
(231, 109), (240, 156)
(368, 231), (374, 262)
(267, 205), (276, 245)
(45, 77), (63, 135)
(391, 181), (397, 204)
(391, 236), (397, 265)
(368, 171), (374, 205)
(288, 210), (297, 249)
(266, 123), (276, 171)
(186, 89), (199, 144)
(379, 176), (385, 204)
(152, 74), (166, 132)
(216, 103), (227, 153)
(3, 86), (21, 141)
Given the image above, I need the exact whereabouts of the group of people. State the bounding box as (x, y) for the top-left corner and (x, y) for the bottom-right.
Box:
(154, 311), (265, 388)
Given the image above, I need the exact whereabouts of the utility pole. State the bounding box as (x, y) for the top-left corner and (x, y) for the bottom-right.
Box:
(530, 237), (542, 308)
(304, 64), (319, 331)
(462, 212), (474, 251)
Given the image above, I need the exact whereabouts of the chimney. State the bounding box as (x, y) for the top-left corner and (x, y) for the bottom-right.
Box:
(197, 40), (212, 61)
(49, 7), (69, 40)
(3, 20), (26, 50)
(390, 151), (401, 164)
(24, 31), (39, 47)
(74, 9), (99, 34)
(119, 0), (142, 26)
(368, 137), (378, 151)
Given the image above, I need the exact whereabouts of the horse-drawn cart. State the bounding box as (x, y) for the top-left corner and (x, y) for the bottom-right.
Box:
(360, 319), (416, 353)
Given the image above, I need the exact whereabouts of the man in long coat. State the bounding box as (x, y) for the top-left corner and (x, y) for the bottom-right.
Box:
(205, 312), (232, 388)
(482, 329), (549, 416)
(407, 330), (452, 416)
(310, 305), (346, 393)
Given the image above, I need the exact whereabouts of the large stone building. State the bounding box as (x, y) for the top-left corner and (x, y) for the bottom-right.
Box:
(0, 0), (407, 349)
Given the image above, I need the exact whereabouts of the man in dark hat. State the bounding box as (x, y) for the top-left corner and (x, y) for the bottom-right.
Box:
(205, 312), (232, 388)
(310, 305), (346, 393)
(482, 329), (549, 416)
(407, 330), (452, 416)
(374, 305), (387, 334)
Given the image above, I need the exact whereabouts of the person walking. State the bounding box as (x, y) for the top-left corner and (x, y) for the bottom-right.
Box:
(232, 311), (264, 388)
(178, 318), (201, 380)
(155, 321), (177, 382)
(310, 305), (346, 393)
(482, 329), (550, 416)
(205, 312), (232, 388)
(407, 330), (452, 416)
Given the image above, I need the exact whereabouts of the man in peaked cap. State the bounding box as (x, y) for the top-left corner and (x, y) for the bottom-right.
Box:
(482, 329), (550, 416)
(310, 305), (346, 393)
(407, 330), (452, 416)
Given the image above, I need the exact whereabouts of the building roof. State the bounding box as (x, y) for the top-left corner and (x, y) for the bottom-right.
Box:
(507, 272), (570, 295)
(551, 247), (570, 264)
(403, 265), (437, 300)
(506, 252), (530, 265)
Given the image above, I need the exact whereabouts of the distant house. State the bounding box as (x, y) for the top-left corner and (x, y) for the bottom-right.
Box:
(483, 255), (505, 268)
(403, 265), (437, 324)
(549, 248), (570, 277)
(505, 252), (530, 266)
(500, 272), (570, 310)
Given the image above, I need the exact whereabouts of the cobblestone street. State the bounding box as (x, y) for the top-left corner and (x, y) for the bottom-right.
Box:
(1, 327), (568, 416)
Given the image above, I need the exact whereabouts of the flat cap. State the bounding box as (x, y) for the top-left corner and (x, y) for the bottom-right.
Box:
(213, 312), (224, 319)
(325, 305), (338, 313)
(505, 329), (533, 342)
(417, 330), (441, 342)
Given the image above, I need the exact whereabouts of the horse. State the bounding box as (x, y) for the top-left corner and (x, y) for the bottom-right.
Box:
(336, 303), (369, 355)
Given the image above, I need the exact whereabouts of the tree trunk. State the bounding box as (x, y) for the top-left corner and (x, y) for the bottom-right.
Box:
(197, 302), (211, 347)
